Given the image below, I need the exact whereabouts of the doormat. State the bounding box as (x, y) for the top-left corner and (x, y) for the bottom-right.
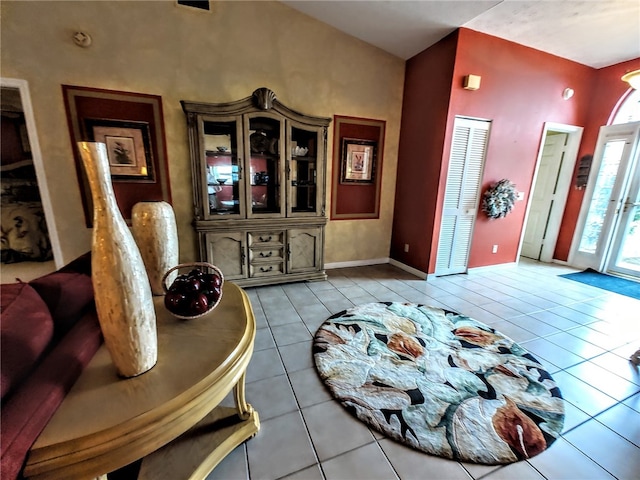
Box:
(559, 269), (640, 300)
(313, 302), (565, 465)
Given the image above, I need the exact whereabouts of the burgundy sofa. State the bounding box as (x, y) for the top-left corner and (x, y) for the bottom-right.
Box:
(1, 253), (103, 480)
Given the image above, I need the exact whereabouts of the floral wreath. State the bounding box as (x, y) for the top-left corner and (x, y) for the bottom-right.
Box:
(481, 179), (517, 219)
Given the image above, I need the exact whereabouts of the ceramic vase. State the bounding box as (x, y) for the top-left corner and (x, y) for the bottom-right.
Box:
(131, 201), (179, 295)
(77, 142), (157, 378)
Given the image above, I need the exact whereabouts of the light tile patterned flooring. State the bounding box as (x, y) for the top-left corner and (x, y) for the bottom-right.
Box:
(208, 259), (640, 480)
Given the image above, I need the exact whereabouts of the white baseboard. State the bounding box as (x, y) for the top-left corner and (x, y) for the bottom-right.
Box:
(388, 259), (427, 279)
(326, 258), (523, 280)
(325, 258), (390, 270)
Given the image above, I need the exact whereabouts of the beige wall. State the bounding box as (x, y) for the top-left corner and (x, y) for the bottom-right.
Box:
(1, 1), (404, 266)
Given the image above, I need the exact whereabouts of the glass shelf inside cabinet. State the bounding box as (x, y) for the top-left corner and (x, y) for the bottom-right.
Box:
(204, 120), (240, 215)
(291, 126), (318, 213)
(249, 116), (281, 215)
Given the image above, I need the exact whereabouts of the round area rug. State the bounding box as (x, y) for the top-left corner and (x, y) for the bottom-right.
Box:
(313, 302), (565, 465)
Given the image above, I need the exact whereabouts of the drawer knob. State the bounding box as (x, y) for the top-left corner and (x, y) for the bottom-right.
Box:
(259, 235), (273, 242)
(259, 251), (273, 258)
(260, 266), (273, 273)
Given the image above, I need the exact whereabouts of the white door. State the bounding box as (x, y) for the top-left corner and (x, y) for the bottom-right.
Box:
(606, 148), (640, 278)
(520, 123), (583, 263)
(435, 117), (490, 276)
(570, 122), (640, 273)
(522, 133), (567, 259)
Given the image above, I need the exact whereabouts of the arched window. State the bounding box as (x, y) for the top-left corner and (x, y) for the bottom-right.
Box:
(611, 89), (640, 124)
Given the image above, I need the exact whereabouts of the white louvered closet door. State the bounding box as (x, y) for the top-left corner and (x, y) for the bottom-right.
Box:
(435, 117), (490, 276)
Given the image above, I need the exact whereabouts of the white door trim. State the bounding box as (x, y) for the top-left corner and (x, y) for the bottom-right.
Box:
(518, 122), (583, 263)
(1, 77), (63, 268)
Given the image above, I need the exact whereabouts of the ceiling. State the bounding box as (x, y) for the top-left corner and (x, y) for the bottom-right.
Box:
(281, 0), (640, 68)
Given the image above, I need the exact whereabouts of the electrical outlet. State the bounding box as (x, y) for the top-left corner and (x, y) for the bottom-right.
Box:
(492, 245), (498, 253)
(404, 243), (409, 253)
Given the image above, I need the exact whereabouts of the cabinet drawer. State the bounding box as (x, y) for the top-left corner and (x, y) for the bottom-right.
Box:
(249, 262), (284, 277)
(248, 231), (284, 246)
(249, 248), (284, 262)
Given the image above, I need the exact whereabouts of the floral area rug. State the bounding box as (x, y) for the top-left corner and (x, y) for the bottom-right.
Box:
(313, 302), (565, 464)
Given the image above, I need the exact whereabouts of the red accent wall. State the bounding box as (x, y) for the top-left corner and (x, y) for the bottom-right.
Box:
(448, 29), (593, 270)
(390, 31), (458, 271)
(392, 27), (639, 274)
(554, 58), (640, 260)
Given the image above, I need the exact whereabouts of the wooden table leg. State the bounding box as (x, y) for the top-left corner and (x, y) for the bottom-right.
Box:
(233, 371), (254, 420)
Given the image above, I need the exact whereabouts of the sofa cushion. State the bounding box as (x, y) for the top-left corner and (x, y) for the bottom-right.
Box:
(58, 251), (92, 276)
(0, 310), (102, 480)
(0, 283), (54, 400)
(29, 271), (94, 336)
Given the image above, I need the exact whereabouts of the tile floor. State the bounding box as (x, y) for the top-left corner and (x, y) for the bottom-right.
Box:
(208, 259), (640, 480)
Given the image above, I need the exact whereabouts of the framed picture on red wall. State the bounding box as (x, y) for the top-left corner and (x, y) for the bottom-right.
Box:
(62, 85), (172, 227)
(331, 115), (386, 220)
(341, 138), (377, 183)
(84, 118), (155, 181)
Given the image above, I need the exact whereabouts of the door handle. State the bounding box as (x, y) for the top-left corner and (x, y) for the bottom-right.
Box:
(623, 200), (640, 212)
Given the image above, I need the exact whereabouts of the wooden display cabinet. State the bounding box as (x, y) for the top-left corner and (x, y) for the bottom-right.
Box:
(182, 88), (330, 287)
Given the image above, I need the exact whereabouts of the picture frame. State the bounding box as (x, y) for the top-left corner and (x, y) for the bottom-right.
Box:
(62, 85), (172, 227)
(341, 138), (377, 184)
(331, 115), (386, 220)
(84, 118), (155, 181)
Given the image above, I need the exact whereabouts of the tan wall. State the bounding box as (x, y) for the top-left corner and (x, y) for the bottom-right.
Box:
(1, 1), (404, 266)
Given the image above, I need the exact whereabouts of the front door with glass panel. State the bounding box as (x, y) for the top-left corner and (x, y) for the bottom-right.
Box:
(570, 122), (640, 278)
(607, 157), (640, 278)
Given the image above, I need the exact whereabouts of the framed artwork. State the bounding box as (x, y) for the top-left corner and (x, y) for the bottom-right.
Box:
(331, 115), (386, 220)
(341, 138), (377, 183)
(62, 85), (172, 226)
(84, 118), (155, 181)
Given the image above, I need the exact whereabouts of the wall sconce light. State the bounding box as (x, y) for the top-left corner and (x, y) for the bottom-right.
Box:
(72, 31), (92, 48)
(622, 69), (640, 89)
(562, 88), (574, 100)
(463, 75), (481, 91)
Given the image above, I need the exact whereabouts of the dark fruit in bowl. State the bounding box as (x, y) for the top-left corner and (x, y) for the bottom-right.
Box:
(164, 266), (223, 318)
(203, 273), (222, 289)
(171, 274), (191, 291)
(189, 268), (204, 278)
(164, 291), (187, 315)
(189, 293), (210, 315)
(185, 276), (202, 293)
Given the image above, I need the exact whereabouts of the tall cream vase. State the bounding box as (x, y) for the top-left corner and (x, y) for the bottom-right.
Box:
(77, 142), (157, 378)
(131, 201), (179, 295)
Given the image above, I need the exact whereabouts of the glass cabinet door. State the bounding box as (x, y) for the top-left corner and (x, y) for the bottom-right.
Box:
(245, 114), (284, 216)
(289, 122), (323, 216)
(202, 118), (243, 217)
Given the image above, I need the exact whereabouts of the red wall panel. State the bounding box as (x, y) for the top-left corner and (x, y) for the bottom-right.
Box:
(392, 28), (639, 275)
(390, 31), (458, 272)
(445, 28), (595, 270)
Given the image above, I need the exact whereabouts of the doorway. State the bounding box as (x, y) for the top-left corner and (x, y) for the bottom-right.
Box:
(521, 123), (583, 262)
(1, 78), (61, 280)
(569, 122), (640, 280)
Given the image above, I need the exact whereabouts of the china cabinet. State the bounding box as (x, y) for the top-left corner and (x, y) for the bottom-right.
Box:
(181, 88), (330, 287)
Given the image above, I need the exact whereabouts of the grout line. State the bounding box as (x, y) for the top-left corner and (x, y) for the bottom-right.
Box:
(239, 261), (640, 480)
